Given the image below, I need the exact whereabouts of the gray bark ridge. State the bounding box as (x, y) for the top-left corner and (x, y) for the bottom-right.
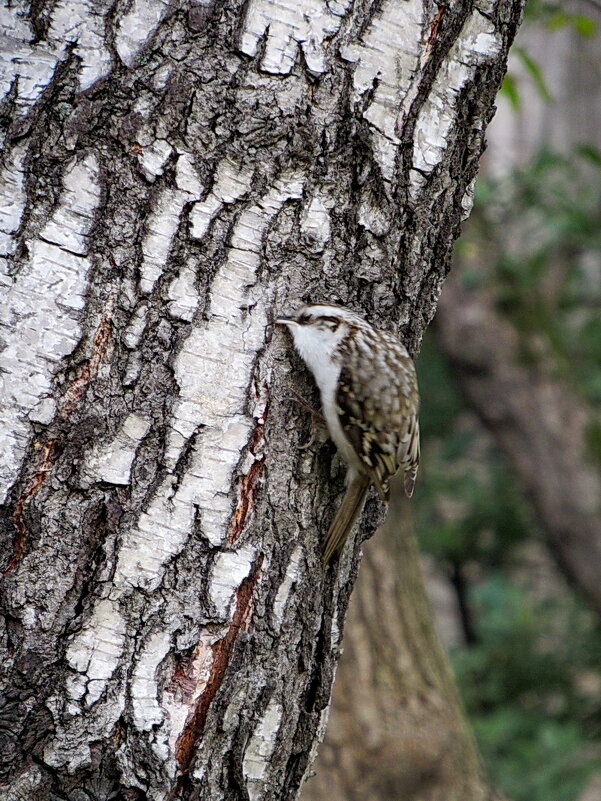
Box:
(0, 0), (522, 798)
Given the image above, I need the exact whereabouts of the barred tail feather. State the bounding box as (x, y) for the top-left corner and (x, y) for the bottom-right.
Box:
(322, 475), (371, 566)
(403, 465), (417, 498)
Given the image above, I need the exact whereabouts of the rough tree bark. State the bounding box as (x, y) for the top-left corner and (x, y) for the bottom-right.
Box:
(0, 0), (521, 798)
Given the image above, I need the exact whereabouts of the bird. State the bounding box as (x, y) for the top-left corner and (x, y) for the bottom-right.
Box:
(276, 303), (419, 564)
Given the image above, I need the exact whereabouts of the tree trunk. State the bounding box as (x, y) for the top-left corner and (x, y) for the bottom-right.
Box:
(303, 496), (503, 801)
(436, 273), (601, 616)
(0, 0), (521, 798)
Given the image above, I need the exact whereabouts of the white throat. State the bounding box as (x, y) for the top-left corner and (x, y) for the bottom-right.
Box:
(286, 321), (360, 470)
(287, 323), (343, 394)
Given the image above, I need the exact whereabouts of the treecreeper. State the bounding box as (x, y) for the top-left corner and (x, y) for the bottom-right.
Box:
(277, 304), (420, 564)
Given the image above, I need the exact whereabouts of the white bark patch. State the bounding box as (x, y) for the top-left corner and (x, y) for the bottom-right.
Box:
(0, 22), (60, 113)
(300, 194), (331, 249)
(83, 414), (151, 486)
(0, 154), (100, 503)
(50, 169), (302, 769)
(65, 599), (127, 706)
(63, 477), (196, 728)
(139, 189), (188, 295)
(272, 545), (303, 630)
(190, 159), (253, 241)
(175, 152), (204, 197)
(357, 196), (390, 237)
(330, 609), (341, 650)
(131, 630), (172, 734)
(44, 690), (126, 772)
(340, 0), (424, 180)
(123, 303), (149, 349)
(163, 170), (304, 548)
(29, 397), (57, 426)
(411, 8), (502, 192)
(115, 0), (172, 67)
(139, 152), (204, 294)
(47, 0), (113, 90)
(240, 0), (349, 75)
(209, 545), (256, 618)
(113, 475), (192, 590)
(137, 138), (173, 182)
(304, 703), (332, 787)
(167, 264), (197, 321)
(0, 0), (113, 112)
(0, 144), (27, 259)
(461, 177), (477, 220)
(243, 698), (284, 798)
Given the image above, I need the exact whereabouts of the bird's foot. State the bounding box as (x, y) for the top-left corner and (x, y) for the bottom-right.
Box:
(287, 389), (324, 449)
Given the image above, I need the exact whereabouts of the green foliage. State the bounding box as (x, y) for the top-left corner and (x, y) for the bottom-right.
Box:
(453, 577), (601, 801)
(415, 334), (532, 566)
(416, 8), (601, 792)
(499, 45), (554, 108)
(501, 0), (597, 106)
(468, 148), (601, 404)
(523, 0), (598, 36)
(499, 73), (521, 110)
(476, 714), (593, 801)
(513, 46), (553, 102)
(416, 327), (601, 797)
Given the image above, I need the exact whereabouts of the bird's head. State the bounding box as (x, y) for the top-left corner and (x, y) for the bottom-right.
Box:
(276, 304), (365, 374)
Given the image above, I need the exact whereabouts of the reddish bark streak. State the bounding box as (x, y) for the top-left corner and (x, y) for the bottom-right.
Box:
(227, 408), (268, 545)
(169, 658), (199, 703)
(4, 438), (61, 575)
(4, 298), (115, 575)
(175, 553), (264, 774)
(60, 297), (114, 417)
(424, 5), (445, 51)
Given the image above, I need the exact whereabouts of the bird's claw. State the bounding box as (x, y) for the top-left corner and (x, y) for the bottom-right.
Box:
(287, 389), (324, 449)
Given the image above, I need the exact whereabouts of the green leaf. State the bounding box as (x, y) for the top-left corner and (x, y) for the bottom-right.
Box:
(514, 47), (553, 102)
(500, 72), (520, 110)
(577, 144), (601, 167)
(545, 9), (597, 36)
(545, 9), (570, 30)
(572, 14), (597, 37)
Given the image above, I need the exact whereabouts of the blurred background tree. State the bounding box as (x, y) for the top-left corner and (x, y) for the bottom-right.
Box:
(306, 2), (601, 800)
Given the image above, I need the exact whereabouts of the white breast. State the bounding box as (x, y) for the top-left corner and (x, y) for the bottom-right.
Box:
(289, 325), (361, 473)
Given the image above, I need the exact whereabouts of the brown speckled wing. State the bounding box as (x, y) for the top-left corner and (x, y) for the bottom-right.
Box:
(336, 329), (420, 499)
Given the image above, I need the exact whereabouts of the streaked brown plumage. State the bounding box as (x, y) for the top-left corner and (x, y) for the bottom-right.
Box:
(277, 304), (420, 564)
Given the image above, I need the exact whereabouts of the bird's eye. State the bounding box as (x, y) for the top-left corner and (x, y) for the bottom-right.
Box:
(298, 312), (312, 325)
(321, 316), (340, 331)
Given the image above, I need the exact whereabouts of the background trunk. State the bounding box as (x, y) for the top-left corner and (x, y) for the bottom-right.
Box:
(436, 273), (601, 615)
(0, 0), (521, 798)
(304, 496), (503, 801)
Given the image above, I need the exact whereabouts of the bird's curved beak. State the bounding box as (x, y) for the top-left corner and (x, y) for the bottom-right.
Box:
(275, 317), (295, 326)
